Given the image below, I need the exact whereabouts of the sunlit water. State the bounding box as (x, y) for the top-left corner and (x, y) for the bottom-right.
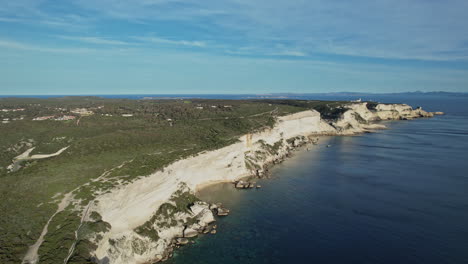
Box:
(166, 96), (468, 264)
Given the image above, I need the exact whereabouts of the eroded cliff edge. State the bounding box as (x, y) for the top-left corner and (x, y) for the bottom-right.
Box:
(78, 102), (437, 264)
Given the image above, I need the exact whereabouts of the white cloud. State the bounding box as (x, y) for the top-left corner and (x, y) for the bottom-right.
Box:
(58, 36), (131, 45)
(135, 36), (206, 47)
(0, 39), (96, 53)
(271, 50), (307, 57)
(0, 17), (23, 23)
(78, 0), (468, 61)
(1, 0), (468, 61)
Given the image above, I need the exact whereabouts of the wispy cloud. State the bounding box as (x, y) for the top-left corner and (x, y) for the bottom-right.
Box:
(0, 39), (96, 53)
(58, 36), (131, 45)
(271, 50), (307, 57)
(0, 15), (90, 30)
(1, 0), (468, 63)
(69, 0), (468, 61)
(135, 36), (206, 47)
(0, 17), (23, 23)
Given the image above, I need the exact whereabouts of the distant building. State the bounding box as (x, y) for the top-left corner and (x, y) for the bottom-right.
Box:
(55, 115), (76, 121)
(195, 106), (204, 110)
(71, 108), (94, 116)
(122, 114), (133, 117)
(1, 108), (25, 112)
(33, 116), (54, 121)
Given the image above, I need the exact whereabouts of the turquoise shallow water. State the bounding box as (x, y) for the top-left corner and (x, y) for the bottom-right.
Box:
(167, 96), (468, 264)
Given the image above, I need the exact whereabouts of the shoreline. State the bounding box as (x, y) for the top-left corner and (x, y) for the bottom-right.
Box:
(194, 139), (323, 193)
(86, 102), (440, 264)
(195, 121), (402, 199)
(174, 128), (391, 262)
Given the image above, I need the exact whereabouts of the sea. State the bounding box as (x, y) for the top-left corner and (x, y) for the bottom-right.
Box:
(163, 94), (468, 264)
(3, 93), (468, 263)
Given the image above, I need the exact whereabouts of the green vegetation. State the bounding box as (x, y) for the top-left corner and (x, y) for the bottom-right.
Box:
(352, 113), (367, 124)
(366, 102), (378, 110)
(135, 184), (200, 241)
(0, 97), (346, 263)
(286, 136), (306, 145)
(258, 139), (284, 156)
(37, 207), (81, 264)
(253, 99), (350, 120)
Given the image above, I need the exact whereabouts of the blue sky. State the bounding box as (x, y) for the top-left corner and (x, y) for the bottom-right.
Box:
(1, 0), (468, 95)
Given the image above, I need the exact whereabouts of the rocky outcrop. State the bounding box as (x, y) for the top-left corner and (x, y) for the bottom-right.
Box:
(216, 207), (230, 216)
(92, 189), (217, 264)
(330, 103), (435, 134)
(90, 102), (439, 264)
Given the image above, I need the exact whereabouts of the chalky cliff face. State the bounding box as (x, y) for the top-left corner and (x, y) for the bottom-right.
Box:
(89, 103), (436, 264)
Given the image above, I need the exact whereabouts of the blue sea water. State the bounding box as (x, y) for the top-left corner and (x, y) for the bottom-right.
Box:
(164, 95), (468, 264)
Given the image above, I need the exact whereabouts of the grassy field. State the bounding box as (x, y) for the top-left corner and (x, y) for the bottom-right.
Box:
(0, 97), (346, 263)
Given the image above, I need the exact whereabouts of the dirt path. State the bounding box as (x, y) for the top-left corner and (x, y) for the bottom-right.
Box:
(22, 193), (73, 264)
(22, 159), (132, 264)
(197, 107), (278, 121)
(29, 146), (69, 159)
(63, 202), (91, 264)
(62, 159), (133, 263)
(9, 146), (70, 173)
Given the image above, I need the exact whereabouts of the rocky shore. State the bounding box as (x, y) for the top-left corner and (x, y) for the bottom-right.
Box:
(86, 102), (439, 264)
(140, 200), (230, 262)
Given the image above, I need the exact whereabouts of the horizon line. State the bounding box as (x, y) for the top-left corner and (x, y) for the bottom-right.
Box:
(1, 91), (467, 97)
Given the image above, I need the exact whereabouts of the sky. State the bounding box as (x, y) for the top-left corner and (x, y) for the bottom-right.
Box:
(0, 0), (468, 95)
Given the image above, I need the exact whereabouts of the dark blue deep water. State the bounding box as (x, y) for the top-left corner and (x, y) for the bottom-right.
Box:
(166, 96), (468, 264)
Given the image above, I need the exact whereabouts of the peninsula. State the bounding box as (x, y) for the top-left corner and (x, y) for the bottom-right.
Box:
(0, 97), (440, 264)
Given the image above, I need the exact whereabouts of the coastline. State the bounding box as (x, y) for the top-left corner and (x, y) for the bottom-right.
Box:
(85, 102), (439, 264)
(194, 141), (318, 192)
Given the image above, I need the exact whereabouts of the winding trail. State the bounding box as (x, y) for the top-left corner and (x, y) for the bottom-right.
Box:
(29, 146), (69, 159)
(62, 159), (133, 264)
(22, 159), (133, 264)
(63, 202), (91, 264)
(8, 146), (70, 173)
(22, 193), (73, 264)
(197, 107), (278, 121)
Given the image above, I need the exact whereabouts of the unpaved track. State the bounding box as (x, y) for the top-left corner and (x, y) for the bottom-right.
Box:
(22, 193), (73, 264)
(63, 202), (91, 264)
(197, 107), (278, 121)
(22, 159), (132, 264)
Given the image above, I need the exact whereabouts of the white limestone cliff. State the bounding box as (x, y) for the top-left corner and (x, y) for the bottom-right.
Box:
(89, 102), (437, 264)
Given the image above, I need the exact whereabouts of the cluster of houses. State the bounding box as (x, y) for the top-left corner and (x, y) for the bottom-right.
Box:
(32, 115), (76, 121)
(1, 109), (26, 123)
(31, 107), (95, 121)
(1, 108), (25, 112)
(195, 105), (232, 110)
(55, 115), (76, 121)
(2, 117), (25, 123)
(70, 108), (94, 116)
(0, 106), (103, 124)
